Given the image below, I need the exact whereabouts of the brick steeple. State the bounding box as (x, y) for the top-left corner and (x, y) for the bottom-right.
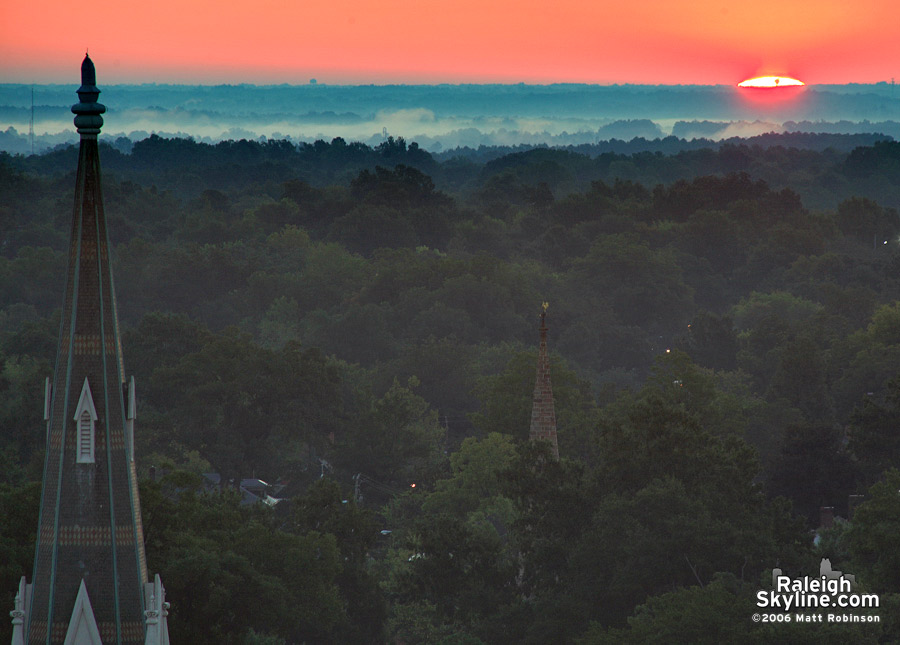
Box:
(529, 303), (559, 459)
(15, 55), (162, 645)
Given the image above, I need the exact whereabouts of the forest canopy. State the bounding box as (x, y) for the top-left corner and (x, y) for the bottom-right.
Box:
(2, 134), (900, 643)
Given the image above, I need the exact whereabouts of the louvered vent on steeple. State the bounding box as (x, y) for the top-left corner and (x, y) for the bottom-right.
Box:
(74, 378), (98, 464)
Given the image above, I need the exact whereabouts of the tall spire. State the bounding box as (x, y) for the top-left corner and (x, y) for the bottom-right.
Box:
(14, 55), (165, 645)
(529, 303), (559, 459)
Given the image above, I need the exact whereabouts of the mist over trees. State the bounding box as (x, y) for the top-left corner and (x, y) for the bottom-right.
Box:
(2, 82), (900, 154)
(2, 133), (900, 642)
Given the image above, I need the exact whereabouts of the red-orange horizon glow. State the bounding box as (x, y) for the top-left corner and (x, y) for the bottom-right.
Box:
(738, 76), (805, 88)
(2, 0), (899, 84)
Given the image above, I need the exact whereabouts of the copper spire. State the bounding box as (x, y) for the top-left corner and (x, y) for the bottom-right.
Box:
(529, 302), (559, 459)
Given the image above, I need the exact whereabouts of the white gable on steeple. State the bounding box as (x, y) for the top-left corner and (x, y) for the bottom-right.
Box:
(73, 378), (98, 422)
(63, 580), (102, 645)
(73, 378), (98, 464)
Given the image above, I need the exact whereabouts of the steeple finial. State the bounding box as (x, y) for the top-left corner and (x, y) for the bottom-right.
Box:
(72, 54), (105, 137)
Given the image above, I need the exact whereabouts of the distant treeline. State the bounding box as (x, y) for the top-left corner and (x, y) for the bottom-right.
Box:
(1, 118), (897, 157)
(5, 132), (900, 210)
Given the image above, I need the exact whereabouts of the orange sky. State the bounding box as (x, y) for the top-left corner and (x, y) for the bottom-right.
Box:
(2, 0), (898, 84)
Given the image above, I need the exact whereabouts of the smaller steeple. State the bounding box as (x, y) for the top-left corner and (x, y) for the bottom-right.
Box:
(529, 302), (559, 459)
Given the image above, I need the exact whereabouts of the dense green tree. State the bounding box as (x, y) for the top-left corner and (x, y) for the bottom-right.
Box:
(0, 481), (40, 644)
(141, 478), (345, 644)
(146, 329), (342, 479)
(570, 368), (809, 630)
(123, 312), (213, 378)
(291, 478), (387, 644)
(847, 469), (900, 592)
(574, 484), (775, 628)
(679, 209), (746, 274)
(392, 512), (516, 629)
(422, 433), (517, 520)
(503, 442), (587, 603)
(831, 302), (900, 419)
(593, 391), (758, 499)
(684, 310), (739, 370)
(329, 204), (419, 254)
(835, 196), (900, 242)
(0, 305), (57, 361)
(848, 377), (900, 483)
(385, 336), (484, 427)
(570, 234), (694, 329)
(335, 378), (445, 488)
(732, 291), (826, 395)
(0, 351), (52, 471)
(652, 173), (772, 222)
(0, 246), (66, 314)
(767, 423), (859, 525)
(766, 335), (833, 421)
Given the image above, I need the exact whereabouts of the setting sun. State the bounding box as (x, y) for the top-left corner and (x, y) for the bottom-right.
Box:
(738, 76), (805, 88)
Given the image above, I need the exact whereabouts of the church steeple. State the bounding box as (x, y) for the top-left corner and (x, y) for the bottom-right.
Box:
(529, 303), (559, 459)
(12, 55), (168, 645)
